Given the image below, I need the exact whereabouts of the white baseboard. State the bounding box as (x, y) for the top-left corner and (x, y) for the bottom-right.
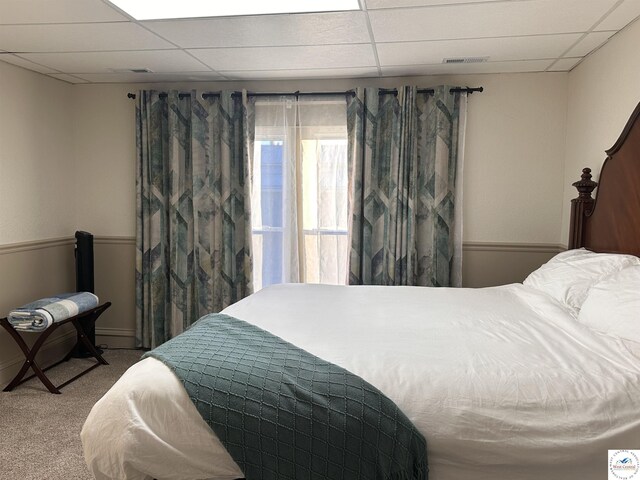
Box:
(96, 327), (136, 338)
(96, 327), (137, 349)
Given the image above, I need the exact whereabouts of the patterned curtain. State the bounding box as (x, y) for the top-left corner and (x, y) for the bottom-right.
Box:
(136, 90), (254, 348)
(347, 86), (467, 287)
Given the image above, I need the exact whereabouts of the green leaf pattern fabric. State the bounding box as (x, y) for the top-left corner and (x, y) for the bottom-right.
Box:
(135, 90), (254, 348)
(347, 86), (465, 287)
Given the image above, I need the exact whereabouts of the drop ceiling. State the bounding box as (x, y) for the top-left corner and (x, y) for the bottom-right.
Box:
(0, 0), (639, 84)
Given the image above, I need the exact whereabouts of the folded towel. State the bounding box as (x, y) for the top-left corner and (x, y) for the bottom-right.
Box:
(7, 292), (99, 332)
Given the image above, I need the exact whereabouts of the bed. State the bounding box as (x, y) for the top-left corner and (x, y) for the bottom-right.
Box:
(81, 102), (640, 480)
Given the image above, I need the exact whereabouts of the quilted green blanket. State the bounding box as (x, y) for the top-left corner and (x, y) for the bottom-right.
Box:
(144, 313), (428, 480)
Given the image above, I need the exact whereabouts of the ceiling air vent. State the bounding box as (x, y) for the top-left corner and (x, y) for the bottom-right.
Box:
(110, 68), (153, 73)
(443, 57), (489, 64)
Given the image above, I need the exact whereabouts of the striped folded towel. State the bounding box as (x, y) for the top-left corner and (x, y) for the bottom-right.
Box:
(7, 292), (99, 332)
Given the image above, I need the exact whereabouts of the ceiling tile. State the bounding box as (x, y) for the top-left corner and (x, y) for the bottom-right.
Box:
(0, 23), (174, 53)
(18, 50), (210, 73)
(0, 0), (633, 81)
(221, 67), (378, 80)
(595, 0), (640, 30)
(143, 11), (370, 48)
(47, 73), (89, 84)
(381, 59), (555, 76)
(377, 34), (582, 66)
(563, 31), (615, 57)
(547, 58), (581, 71)
(73, 72), (226, 83)
(365, 0), (503, 8)
(188, 45), (376, 71)
(0, 53), (58, 73)
(369, 0), (618, 42)
(0, 0), (127, 24)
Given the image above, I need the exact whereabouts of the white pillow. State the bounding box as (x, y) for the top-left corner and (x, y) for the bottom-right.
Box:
(523, 248), (640, 314)
(578, 265), (640, 344)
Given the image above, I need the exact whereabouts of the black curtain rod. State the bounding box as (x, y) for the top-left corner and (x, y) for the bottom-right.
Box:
(242, 90), (355, 98)
(126, 91), (351, 100)
(127, 86), (483, 100)
(451, 87), (483, 93)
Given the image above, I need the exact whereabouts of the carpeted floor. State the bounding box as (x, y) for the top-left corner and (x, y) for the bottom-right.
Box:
(0, 349), (141, 480)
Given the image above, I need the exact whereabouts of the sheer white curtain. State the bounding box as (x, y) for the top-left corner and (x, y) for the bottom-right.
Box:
(251, 95), (348, 290)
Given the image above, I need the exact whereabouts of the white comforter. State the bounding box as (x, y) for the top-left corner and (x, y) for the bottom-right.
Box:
(82, 284), (640, 480)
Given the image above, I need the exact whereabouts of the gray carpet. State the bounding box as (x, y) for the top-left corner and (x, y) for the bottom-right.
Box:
(0, 349), (142, 480)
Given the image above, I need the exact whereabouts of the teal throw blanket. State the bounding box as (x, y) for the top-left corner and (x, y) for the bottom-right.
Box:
(144, 313), (428, 480)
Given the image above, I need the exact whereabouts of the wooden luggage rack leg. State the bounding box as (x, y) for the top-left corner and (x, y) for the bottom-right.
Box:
(1, 302), (111, 394)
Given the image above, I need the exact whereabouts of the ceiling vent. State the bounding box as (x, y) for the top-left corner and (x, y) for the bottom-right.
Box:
(110, 68), (153, 73)
(442, 57), (489, 64)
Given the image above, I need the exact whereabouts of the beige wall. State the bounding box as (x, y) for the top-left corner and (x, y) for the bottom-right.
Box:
(0, 63), (80, 386)
(1, 61), (571, 373)
(458, 73), (567, 244)
(0, 240), (76, 385)
(0, 62), (76, 244)
(463, 243), (560, 287)
(93, 238), (136, 348)
(72, 72), (568, 245)
(3, 14), (639, 382)
(562, 18), (640, 245)
(72, 86), (137, 237)
(69, 74), (569, 299)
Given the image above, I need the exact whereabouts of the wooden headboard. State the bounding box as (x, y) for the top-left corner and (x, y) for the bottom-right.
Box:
(569, 101), (640, 256)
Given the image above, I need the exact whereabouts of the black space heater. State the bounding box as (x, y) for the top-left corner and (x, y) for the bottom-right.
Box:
(72, 231), (101, 358)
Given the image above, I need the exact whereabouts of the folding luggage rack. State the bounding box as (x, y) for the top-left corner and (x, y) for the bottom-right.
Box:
(0, 302), (111, 394)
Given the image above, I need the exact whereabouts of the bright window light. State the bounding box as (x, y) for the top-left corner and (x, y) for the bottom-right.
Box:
(108, 0), (360, 20)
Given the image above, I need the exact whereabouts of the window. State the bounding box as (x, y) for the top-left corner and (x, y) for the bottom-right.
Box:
(301, 138), (348, 284)
(254, 141), (284, 287)
(251, 97), (348, 291)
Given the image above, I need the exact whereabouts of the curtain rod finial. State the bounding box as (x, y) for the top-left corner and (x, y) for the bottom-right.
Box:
(127, 93), (136, 99)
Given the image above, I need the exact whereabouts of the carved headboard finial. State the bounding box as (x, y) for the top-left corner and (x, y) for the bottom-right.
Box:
(569, 167), (599, 249)
(572, 167), (598, 199)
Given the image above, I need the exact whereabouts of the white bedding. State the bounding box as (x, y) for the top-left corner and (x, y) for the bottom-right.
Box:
(82, 284), (640, 480)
